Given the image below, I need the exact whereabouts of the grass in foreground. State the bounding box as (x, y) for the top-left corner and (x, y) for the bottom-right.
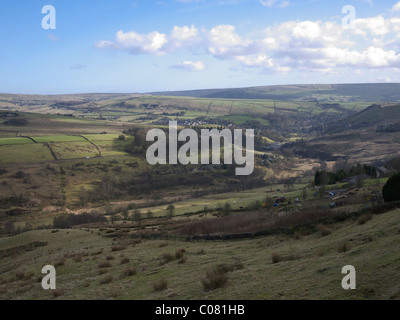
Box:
(0, 208), (399, 300)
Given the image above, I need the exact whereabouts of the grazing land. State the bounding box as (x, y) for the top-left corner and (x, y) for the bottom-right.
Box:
(1, 84), (400, 300)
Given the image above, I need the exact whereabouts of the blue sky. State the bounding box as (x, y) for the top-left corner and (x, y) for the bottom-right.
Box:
(1, 0), (400, 94)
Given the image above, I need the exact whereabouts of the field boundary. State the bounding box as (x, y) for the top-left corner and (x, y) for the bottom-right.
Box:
(45, 142), (58, 160)
(79, 135), (103, 157)
(20, 136), (38, 143)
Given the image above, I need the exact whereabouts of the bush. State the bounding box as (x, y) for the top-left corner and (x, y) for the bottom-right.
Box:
(52, 289), (65, 298)
(358, 214), (372, 225)
(122, 268), (137, 277)
(271, 253), (282, 264)
(54, 260), (65, 267)
(318, 224), (331, 236)
(175, 249), (186, 259)
(153, 278), (168, 291)
(120, 257), (130, 265)
(159, 253), (175, 265)
(111, 245), (125, 252)
(14, 272), (25, 281)
(100, 275), (113, 285)
(201, 269), (228, 291)
(338, 242), (351, 253)
(98, 261), (112, 268)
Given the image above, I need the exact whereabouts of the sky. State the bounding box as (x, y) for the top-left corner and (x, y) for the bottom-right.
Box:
(1, 0), (400, 94)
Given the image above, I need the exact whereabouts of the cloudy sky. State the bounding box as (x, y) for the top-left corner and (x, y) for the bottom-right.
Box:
(1, 0), (400, 93)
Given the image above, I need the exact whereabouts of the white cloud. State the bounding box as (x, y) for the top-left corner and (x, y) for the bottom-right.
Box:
(95, 13), (400, 74)
(172, 60), (205, 71)
(95, 25), (200, 55)
(392, 1), (400, 11)
(170, 25), (199, 48)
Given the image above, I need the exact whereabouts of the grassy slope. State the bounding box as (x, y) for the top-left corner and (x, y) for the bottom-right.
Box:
(0, 208), (399, 300)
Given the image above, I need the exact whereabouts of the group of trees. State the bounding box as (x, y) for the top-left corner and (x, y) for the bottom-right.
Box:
(53, 212), (106, 229)
(383, 173), (400, 203)
(314, 163), (377, 186)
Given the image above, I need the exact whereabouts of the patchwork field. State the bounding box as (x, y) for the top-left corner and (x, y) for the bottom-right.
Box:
(1, 86), (400, 301)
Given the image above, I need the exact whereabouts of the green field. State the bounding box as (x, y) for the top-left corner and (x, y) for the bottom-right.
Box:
(31, 135), (87, 143)
(49, 142), (100, 160)
(0, 137), (34, 146)
(1, 87), (400, 301)
(0, 144), (54, 164)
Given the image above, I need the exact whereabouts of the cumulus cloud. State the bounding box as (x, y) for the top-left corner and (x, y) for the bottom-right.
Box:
(171, 61), (205, 71)
(392, 1), (400, 11)
(95, 25), (200, 55)
(95, 13), (400, 74)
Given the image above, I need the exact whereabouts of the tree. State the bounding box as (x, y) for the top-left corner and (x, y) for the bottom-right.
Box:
(222, 202), (232, 216)
(122, 209), (129, 220)
(383, 173), (400, 202)
(133, 209), (142, 227)
(166, 204), (175, 219)
(119, 134), (126, 140)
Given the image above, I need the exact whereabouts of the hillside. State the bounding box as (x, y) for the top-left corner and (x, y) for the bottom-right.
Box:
(150, 83), (400, 102)
(1, 208), (399, 300)
(1, 83), (400, 301)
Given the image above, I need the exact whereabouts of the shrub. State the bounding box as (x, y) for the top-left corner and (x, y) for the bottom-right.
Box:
(271, 253), (282, 264)
(122, 268), (137, 277)
(52, 289), (65, 298)
(175, 249), (186, 259)
(201, 269), (228, 291)
(54, 260), (65, 267)
(318, 224), (331, 236)
(106, 255), (114, 260)
(338, 242), (351, 253)
(294, 232), (302, 240)
(111, 245), (125, 252)
(98, 261), (112, 268)
(15, 272), (25, 281)
(358, 214), (372, 225)
(100, 275), (113, 285)
(159, 253), (174, 265)
(153, 278), (168, 291)
(120, 257), (130, 265)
